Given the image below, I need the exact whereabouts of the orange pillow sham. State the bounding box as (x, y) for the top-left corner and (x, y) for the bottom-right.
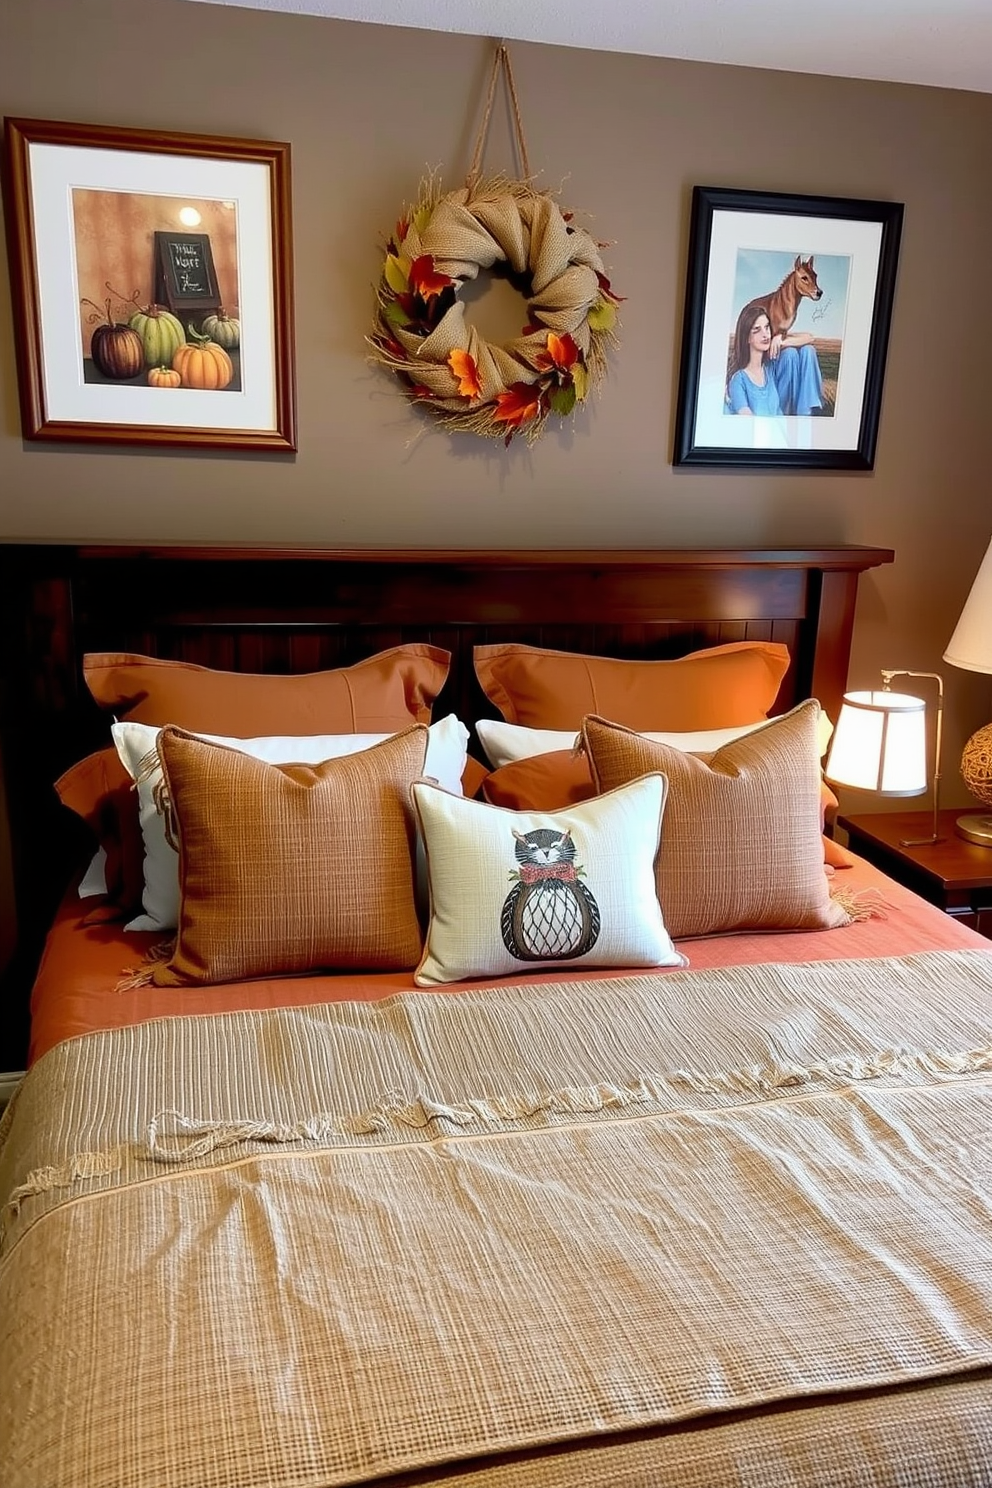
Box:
(84, 643), (451, 734)
(55, 746), (145, 911)
(473, 640), (791, 730)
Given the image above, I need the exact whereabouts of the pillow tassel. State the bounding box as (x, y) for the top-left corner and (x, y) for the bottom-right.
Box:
(114, 937), (176, 992)
(828, 885), (889, 924)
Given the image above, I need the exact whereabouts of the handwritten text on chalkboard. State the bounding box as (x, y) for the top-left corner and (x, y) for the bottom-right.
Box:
(154, 231), (220, 310)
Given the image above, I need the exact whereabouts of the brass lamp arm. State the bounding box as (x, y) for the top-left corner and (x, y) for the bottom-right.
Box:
(881, 669), (944, 846)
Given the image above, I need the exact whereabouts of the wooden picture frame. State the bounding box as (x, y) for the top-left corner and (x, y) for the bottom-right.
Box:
(1, 116), (296, 451)
(673, 186), (903, 470)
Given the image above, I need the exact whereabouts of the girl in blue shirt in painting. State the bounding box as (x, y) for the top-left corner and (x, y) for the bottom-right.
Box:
(725, 302), (824, 417)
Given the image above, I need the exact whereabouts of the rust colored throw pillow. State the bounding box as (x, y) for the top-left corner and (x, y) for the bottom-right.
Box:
(55, 746), (145, 911)
(149, 725), (428, 986)
(473, 640), (791, 730)
(583, 702), (851, 939)
(83, 644), (450, 735)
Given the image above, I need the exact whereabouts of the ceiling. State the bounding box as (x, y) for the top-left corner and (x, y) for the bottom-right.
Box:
(186, 0), (992, 95)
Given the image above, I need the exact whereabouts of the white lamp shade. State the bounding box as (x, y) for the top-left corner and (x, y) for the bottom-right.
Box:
(824, 690), (927, 796)
(944, 537), (992, 675)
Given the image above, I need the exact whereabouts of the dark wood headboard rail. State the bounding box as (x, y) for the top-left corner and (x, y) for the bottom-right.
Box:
(0, 543), (893, 1066)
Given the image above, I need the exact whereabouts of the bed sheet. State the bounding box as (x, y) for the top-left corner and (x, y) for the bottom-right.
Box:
(28, 851), (988, 1064)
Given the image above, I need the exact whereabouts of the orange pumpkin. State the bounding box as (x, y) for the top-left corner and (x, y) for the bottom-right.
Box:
(148, 365), (181, 388)
(172, 328), (233, 390)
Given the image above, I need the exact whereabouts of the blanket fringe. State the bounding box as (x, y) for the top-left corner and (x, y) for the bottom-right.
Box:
(144, 1109), (340, 1163)
(8, 1045), (991, 1229)
(342, 1045), (992, 1133)
(1, 1143), (129, 1239)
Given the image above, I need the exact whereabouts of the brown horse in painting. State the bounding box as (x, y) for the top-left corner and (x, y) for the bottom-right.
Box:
(745, 255), (822, 338)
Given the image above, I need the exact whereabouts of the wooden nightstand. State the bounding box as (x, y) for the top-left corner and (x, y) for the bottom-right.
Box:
(838, 810), (992, 939)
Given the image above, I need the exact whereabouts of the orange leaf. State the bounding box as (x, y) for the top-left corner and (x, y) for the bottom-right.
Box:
(546, 332), (578, 371)
(409, 254), (454, 302)
(448, 348), (481, 400)
(493, 382), (542, 432)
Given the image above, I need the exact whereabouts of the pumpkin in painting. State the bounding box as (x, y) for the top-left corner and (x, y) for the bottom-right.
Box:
(148, 365), (181, 388)
(173, 327), (234, 390)
(90, 321), (143, 379)
(129, 304), (186, 368)
(81, 295), (144, 379)
(201, 309), (240, 349)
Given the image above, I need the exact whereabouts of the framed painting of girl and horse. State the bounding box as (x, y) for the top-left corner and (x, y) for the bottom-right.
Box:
(672, 186), (903, 470)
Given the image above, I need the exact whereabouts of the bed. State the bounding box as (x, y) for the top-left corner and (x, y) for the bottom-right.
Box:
(3, 542), (992, 1488)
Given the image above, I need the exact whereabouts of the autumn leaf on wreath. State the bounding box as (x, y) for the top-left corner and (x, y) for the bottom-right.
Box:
(587, 299), (617, 333)
(409, 254), (454, 303)
(384, 253), (411, 295)
(449, 349), (481, 400)
(536, 332), (579, 374)
(596, 271), (625, 303)
(384, 299), (414, 330)
(493, 382), (542, 440)
(550, 384), (577, 417)
(407, 382), (436, 401)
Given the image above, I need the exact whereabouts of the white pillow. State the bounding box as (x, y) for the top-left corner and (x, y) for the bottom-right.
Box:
(113, 714), (469, 933)
(77, 845), (109, 898)
(475, 711), (834, 768)
(411, 774), (687, 986)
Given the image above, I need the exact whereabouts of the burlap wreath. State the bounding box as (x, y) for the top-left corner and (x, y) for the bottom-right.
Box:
(368, 173), (621, 445)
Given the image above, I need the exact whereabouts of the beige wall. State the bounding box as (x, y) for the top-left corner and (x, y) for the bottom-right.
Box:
(2, 0), (992, 817)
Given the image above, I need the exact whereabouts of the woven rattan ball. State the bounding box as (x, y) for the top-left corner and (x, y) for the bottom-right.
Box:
(960, 722), (992, 807)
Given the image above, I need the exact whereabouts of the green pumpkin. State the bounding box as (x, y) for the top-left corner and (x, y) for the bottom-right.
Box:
(128, 305), (186, 368)
(201, 310), (240, 349)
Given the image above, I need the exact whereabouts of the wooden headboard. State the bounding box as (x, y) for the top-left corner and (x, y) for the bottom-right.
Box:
(0, 543), (893, 1066)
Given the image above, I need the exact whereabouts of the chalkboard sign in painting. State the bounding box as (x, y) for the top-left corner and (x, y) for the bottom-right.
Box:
(154, 231), (221, 321)
(1, 117), (296, 451)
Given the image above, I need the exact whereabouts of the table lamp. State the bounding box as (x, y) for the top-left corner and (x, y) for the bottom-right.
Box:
(943, 536), (992, 846)
(824, 671), (943, 846)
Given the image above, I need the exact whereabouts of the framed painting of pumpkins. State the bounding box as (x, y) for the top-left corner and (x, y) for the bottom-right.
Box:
(1, 116), (296, 451)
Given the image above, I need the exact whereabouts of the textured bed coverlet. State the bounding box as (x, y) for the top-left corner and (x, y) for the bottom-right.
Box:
(4, 949), (992, 1487)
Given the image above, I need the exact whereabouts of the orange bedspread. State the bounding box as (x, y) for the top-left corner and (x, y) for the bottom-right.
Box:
(29, 853), (988, 1064)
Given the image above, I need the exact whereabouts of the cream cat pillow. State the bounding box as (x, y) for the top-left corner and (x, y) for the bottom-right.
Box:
(412, 774), (686, 986)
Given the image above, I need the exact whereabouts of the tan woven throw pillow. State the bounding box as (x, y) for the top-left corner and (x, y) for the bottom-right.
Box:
(582, 701), (851, 939)
(150, 725), (428, 985)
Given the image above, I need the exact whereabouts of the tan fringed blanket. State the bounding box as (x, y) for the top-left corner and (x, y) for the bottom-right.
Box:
(4, 949), (992, 1487)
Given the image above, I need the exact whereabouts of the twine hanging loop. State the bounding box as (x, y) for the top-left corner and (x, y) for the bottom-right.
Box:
(466, 41), (532, 190)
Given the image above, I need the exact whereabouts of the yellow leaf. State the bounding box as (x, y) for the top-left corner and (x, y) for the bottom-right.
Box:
(587, 299), (617, 333)
(412, 204), (433, 236)
(384, 254), (411, 295)
(572, 362), (589, 402)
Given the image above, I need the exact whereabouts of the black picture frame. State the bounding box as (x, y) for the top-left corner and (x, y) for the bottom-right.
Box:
(672, 187), (903, 470)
